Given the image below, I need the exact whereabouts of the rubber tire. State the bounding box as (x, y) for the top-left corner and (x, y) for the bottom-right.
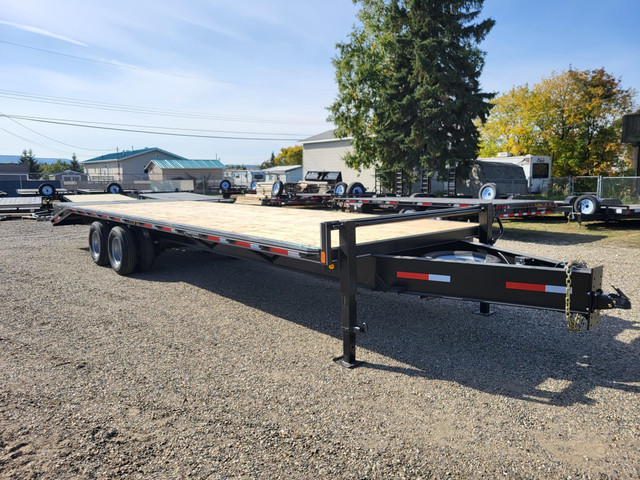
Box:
(573, 194), (600, 215)
(132, 228), (155, 272)
(272, 180), (284, 198)
(38, 183), (56, 197)
(478, 183), (498, 200)
(89, 221), (110, 266)
(347, 182), (365, 196)
(220, 179), (231, 191)
(107, 226), (138, 275)
(334, 182), (348, 197)
(106, 182), (123, 194)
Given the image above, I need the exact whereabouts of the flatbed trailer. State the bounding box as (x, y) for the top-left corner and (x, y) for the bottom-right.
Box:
(51, 200), (630, 367)
(333, 195), (556, 218)
(556, 194), (640, 222)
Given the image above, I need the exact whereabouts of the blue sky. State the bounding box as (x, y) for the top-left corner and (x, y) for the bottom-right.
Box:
(0, 0), (638, 165)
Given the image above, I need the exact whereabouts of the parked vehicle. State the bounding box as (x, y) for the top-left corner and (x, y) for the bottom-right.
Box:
(456, 161), (530, 200)
(477, 154), (552, 194)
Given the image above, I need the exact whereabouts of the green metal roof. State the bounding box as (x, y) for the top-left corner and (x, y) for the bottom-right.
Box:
(147, 159), (225, 169)
(82, 148), (186, 163)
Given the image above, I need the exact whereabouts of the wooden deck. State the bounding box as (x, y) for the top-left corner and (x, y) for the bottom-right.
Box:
(73, 201), (477, 250)
(63, 194), (137, 203)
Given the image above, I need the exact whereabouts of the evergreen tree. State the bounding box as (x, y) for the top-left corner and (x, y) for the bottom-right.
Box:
(329, 0), (494, 187)
(70, 153), (82, 172)
(19, 149), (42, 175)
(260, 151), (276, 170)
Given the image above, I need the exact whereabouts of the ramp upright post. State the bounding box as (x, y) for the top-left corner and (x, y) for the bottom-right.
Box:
(335, 221), (359, 368)
(477, 204), (495, 316)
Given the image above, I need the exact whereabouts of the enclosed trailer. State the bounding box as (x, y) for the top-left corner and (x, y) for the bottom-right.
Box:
(477, 154), (552, 194)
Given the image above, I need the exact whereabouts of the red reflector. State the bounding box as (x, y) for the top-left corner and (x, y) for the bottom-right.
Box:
(397, 271), (430, 281)
(505, 281), (546, 292)
(269, 247), (288, 255)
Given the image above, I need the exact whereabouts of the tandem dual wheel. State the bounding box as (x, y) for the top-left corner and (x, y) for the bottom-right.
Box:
(89, 221), (156, 275)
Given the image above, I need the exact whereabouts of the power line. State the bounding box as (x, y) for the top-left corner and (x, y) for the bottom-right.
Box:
(0, 89), (328, 125)
(6, 116), (306, 141)
(0, 113), (109, 151)
(3, 114), (310, 138)
(0, 127), (73, 155)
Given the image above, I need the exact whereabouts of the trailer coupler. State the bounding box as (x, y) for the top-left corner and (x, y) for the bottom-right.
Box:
(595, 287), (631, 311)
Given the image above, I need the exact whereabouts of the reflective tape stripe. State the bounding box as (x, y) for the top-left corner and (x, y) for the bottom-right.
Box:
(397, 271), (451, 283)
(506, 281), (570, 294)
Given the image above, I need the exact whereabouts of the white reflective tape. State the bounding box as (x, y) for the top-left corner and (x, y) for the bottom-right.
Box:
(545, 285), (571, 294)
(429, 274), (451, 283)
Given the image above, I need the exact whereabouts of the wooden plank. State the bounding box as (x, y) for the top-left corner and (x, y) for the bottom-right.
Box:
(71, 201), (477, 250)
(63, 194), (137, 203)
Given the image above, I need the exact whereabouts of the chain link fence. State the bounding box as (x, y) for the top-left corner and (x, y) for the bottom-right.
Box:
(542, 176), (640, 204)
(600, 177), (640, 204)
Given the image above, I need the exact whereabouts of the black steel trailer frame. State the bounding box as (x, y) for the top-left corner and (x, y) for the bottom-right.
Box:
(52, 201), (630, 367)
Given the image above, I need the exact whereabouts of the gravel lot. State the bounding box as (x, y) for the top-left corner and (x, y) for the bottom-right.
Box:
(1, 218), (639, 479)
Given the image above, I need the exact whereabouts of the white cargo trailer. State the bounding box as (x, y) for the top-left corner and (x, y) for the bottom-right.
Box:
(477, 154), (552, 194)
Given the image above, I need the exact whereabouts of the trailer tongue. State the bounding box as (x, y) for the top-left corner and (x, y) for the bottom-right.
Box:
(52, 200), (630, 367)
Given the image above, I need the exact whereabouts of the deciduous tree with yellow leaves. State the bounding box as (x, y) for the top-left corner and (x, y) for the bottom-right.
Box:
(478, 68), (636, 176)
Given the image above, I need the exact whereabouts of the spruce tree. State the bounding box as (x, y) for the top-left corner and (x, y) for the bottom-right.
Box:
(329, 0), (494, 187)
(19, 149), (42, 175)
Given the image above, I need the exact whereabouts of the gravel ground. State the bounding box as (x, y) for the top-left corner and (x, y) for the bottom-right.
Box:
(1, 218), (639, 479)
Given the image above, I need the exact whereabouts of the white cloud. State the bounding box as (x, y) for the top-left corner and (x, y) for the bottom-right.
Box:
(0, 19), (88, 47)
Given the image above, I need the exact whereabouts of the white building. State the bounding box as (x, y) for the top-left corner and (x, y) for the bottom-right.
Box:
(301, 130), (377, 190)
(263, 165), (303, 183)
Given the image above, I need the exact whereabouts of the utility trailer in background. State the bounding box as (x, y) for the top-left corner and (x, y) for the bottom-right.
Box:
(557, 194), (640, 222)
(333, 195), (556, 219)
(51, 201), (630, 367)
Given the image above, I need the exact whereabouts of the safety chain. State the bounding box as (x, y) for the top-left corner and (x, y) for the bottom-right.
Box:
(564, 261), (586, 333)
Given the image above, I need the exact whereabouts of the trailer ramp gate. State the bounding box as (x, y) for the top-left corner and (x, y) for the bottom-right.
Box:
(52, 201), (630, 368)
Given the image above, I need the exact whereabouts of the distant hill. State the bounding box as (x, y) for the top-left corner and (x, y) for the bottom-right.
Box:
(0, 155), (72, 164)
